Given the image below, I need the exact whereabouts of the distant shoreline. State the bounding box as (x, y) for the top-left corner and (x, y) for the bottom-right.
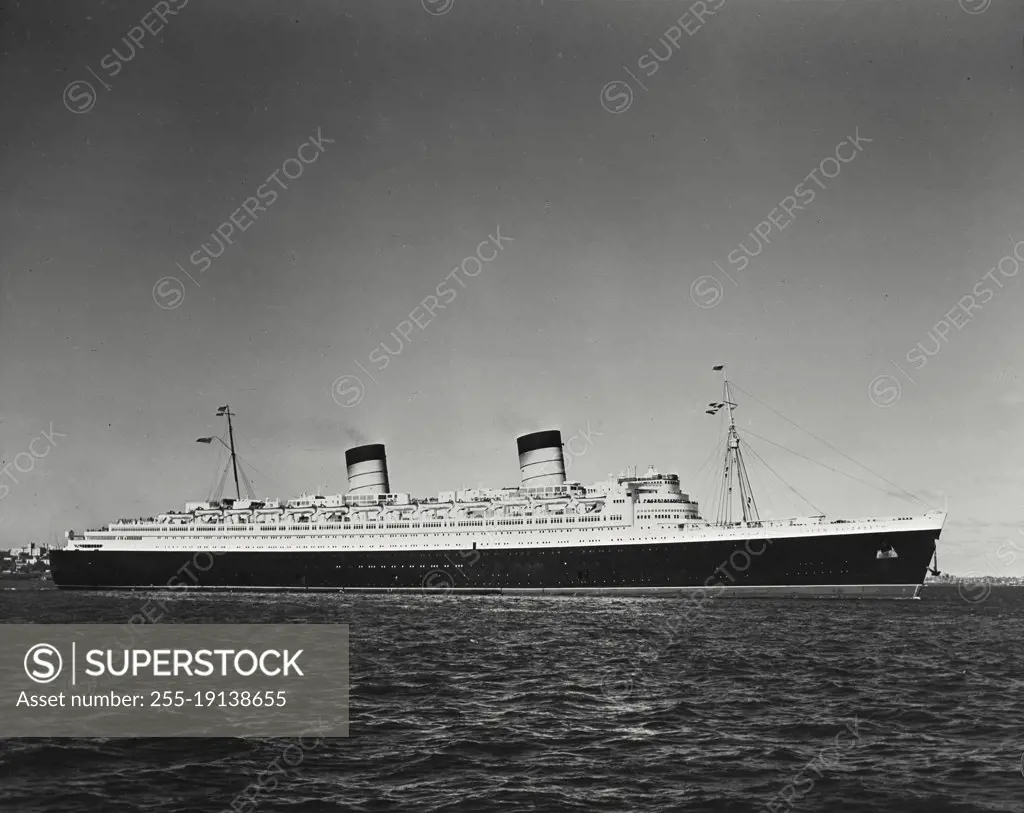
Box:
(926, 575), (1024, 585)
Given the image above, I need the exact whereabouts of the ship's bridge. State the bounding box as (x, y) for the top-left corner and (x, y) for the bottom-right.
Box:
(605, 466), (701, 520)
(619, 466), (685, 498)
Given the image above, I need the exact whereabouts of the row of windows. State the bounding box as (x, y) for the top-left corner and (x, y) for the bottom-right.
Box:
(98, 522), (632, 539)
(92, 529), (646, 545)
(114, 515), (628, 532)
(80, 543), (685, 555)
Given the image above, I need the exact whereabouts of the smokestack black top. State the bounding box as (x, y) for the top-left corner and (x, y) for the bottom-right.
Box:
(516, 430), (562, 455)
(345, 443), (387, 466)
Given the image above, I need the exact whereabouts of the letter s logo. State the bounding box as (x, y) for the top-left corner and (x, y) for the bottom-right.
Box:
(600, 80), (633, 114)
(24, 643), (63, 684)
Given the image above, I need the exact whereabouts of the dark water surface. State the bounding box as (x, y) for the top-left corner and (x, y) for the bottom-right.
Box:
(1, 585), (1021, 812)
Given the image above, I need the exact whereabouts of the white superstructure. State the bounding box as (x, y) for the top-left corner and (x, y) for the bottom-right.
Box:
(66, 462), (944, 554)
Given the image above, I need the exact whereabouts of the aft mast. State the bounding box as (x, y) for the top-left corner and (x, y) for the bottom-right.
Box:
(706, 364), (760, 525)
(219, 405), (241, 501)
(197, 405), (253, 502)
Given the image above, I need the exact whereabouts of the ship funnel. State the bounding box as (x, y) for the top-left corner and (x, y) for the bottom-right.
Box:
(517, 430), (566, 488)
(345, 443), (390, 495)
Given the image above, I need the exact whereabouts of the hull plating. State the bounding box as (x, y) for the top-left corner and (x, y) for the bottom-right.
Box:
(51, 529), (937, 596)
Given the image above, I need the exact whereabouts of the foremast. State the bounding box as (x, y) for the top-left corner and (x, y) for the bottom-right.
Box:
(707, 364), (760, 525)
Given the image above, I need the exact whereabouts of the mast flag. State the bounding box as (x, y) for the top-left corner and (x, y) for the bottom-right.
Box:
(712, 364), (724, 371)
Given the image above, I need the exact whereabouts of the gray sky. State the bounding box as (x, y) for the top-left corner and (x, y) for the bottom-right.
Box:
(1, 0), (1022, 575)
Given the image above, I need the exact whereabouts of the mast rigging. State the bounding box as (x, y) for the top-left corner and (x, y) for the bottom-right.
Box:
(706, 365), (760, 525)
(197, 405), (255, 501)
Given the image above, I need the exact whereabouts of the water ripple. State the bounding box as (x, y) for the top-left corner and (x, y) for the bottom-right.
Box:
(1, 585), (1021, 812)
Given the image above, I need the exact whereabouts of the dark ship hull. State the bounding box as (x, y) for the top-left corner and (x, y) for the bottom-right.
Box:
(51, 527), (937, 598)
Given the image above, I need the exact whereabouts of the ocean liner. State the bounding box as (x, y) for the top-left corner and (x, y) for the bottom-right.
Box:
(51, 370), (945, 598)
